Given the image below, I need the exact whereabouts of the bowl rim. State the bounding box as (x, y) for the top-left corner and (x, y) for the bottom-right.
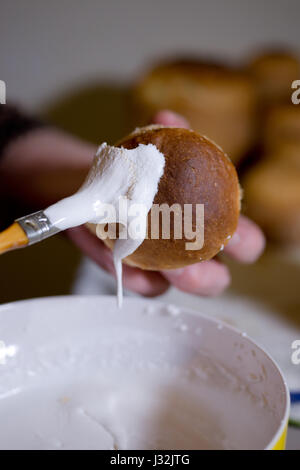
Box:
(0, 294), (290, 450)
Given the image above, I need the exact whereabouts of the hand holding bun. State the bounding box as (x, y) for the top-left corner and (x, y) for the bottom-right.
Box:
(88, 125), (241, 270)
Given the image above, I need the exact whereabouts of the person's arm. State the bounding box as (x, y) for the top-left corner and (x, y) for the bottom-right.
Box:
(0, 106), (265, 297)
(0, 104), (44, 158)
(0, 105), (95, 206)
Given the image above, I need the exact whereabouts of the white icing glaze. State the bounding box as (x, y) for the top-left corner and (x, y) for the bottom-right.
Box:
(45, 143), (165, 306)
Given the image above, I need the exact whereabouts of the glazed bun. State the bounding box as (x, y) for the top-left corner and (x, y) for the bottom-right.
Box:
(88, 126), (241, 270)
(248, 50), (300, 106)
(243, 160), (300, 244)
(132, 59), (256, 164)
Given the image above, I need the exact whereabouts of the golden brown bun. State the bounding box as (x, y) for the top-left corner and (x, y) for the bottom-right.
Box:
(88, 126), (241, 270)
(263, 104), (300, 151)
(248, 50), (300, 106)
(132, 59), (256, 164)
(243, 160), (300, 244)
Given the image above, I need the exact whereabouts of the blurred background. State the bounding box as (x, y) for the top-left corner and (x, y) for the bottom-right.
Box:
(1, 0), (300, 447)
(1, 0), (299, 110)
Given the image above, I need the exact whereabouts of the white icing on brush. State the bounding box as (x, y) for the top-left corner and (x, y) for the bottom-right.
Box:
(45, 143), (165, 306)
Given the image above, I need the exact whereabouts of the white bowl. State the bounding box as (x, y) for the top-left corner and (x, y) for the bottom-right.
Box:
(0, 295), (289, 450)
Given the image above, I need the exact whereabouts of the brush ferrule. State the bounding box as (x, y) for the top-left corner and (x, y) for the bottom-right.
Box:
(16, 211), (60, 245)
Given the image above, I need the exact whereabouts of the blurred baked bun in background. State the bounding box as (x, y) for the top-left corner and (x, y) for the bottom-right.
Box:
(242, 52), (300, 245)
(263, 104), (300, 152)
(243, 159), (300, 244)
(132, 59), (257, 164)
(265, 142), (300, 167)
(247, 49), (300, 107)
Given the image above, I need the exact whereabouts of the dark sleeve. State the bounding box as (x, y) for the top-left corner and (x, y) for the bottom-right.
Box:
(0, 104), (45, 158)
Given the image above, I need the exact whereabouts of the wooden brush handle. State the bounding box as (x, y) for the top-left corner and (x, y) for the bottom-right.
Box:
(0, 222), (29, 255)
(0, 211), (61, 255)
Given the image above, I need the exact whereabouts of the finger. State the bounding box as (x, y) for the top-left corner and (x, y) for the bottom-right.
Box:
(224, 215), (266, 263)
(66, 226), (169, 297)
(161, 259), (231, 296)
(151, 110), (190, 128)
(121, 266), (170, 298)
